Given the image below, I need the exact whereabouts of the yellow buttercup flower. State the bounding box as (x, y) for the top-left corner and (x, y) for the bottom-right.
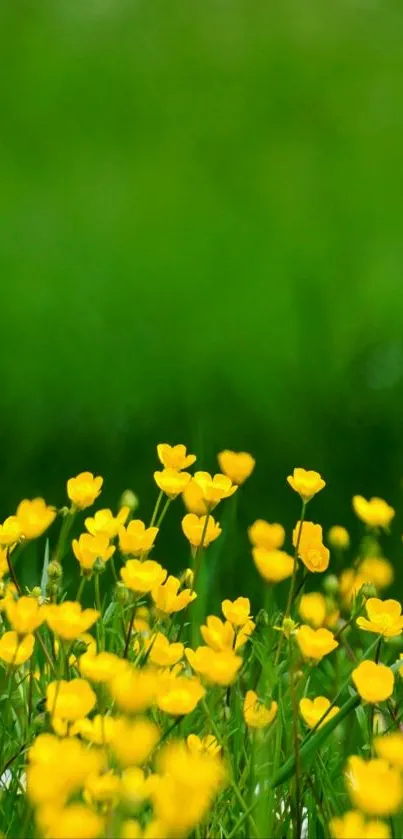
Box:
(287, 468), (325, 502)
(181, 513), (221, 548)
(243, 690), (277, 728)
(358, 557), (394, 590)
(0, 516), (22, 546)
(0, 631), (35, 665)
(157, 672), (206, 715)
(118, 520), (159, 556)
(252, 547), (294, 583)
(41, 803), (104, 839)
(67, 472), (103, 509)
(84, 507), (129, 538)
(44, 602), (99, 641)
(72, 533), (115, 573)
(120, 767), (147, 806)
(345, 755), (402, 815)
(339, 568), (367, 607)
(294, 520), (323, 550)
(154, 468), (191, 498)
(120, 559), (167, 593)
(74, 714), (118, 745)
(221, 597), (251, 626)
(157, 443), (196, 471)
(16, 498), (56, 540)
(84, 770), (121, 806)
(248, 520), (285, 551)
(299, 696), (340, 729)
(293, 521), (329, 573)
(217, 450), (255, 485)
(6, 595), (45, 634)
(109, 665), (158, 713)
(182, 479), (209, 516)
(296, 626), (338, 661)
(375, 732), (403, 769)
(299, 592), (327, 628)
(0, 549), (8, 579)
(352, 496), (395, 529)
(151, 575), (196, 615)
(200, 614), (254, 651)
(110, 717), (160, 767)
(193, 471), (237, 507)
(352, 661), (394, 703)
(327, 525), (350, 550)
(46, 678), (96, 721)
(329, 811), (391, 839)
(27, 734), (104, 806)
(356, 598), (403, 637)
(185, 646), (242, 686)
(187, 734), (221, 756)
(146, 632), (184, 667)
(79, 651), (126, 683)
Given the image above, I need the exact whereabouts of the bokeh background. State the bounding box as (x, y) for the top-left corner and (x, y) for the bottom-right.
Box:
(1, 0), (403, 596)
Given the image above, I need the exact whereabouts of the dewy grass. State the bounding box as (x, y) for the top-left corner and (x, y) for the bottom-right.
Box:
(0, 450), (402, 838)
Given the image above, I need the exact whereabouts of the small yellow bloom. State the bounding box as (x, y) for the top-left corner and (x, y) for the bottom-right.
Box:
(157, 672), (206, 715)
(217, 450), (255, 485)
(42, 803), (104, 839)
(0, 549), (9, 579)
(0, 631), (35, 665)
(120, 767), (147, 806)
(294, 520), (323, 550)
(6, 595), (44, 634)
(67, 472), (103, 509)
(339, 568), (367, 607)
(157, 443), (196, 470)
(74, 714), (118, 745)
(185, 646), (242, 686)
(118, 520), (159, 556)
(109, 665), (158, 713)
(16, 498), (56, 540)
(248, 520), (285, 551)
(193, 471), (237, 506)
(110, 717), (160, 767)
(299, 592), (327, 628)
(27, 734), (104, 806)
(181, 513), (221, 548)
(0, 516), (22, 546)
(293, 521), (329, 573)
(346, 755), (402, 815)
(187, 734), (221, 755)
(353, 496), (395, 529)
(44, 602), (99, 641)
(200, 615), (233, 651)
(296, 626), (339, 661)
(352, 660), (394, 703)
(84, 507), (129, 539)
(72, 533), (115, 573)
(120, 559), (167, 593)
(221, 596), (251, 626)
(146, 632), (184, 667)
(243, 690), (277, 728)
(79, 651), (126, 683)
(374, 732), (403, 769)
(84, 770), (121, 806)
(329, 810), (391, 839)
(152, 575), (196, 615)
(299, 696), (340, 729)
(252, 547), (294, 583)
(182, 479), (209, 516)
(359, 557), (394, 591)
(287, 468), (326, 502)
(46, 678), (96, 721)
(328, 526), (350, 550)
(154, 468), (191, 498)
(356, 598), (403, 637)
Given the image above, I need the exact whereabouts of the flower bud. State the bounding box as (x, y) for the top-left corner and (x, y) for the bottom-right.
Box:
(47, 560), (62, 579)
(360, 582), (378, 599)
(93, 557), (106, 574)
(120, 490), (139, 513)
(323, 574), (339, 595)
(181, 568), (194, 587)
(115, 581), (130, 605)
(31, 586), (42, 599)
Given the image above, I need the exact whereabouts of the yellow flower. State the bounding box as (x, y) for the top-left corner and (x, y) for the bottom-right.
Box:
(352, 661), (394, 703)
(252, 547), (294, 583)
(217, 450), (255, 485)
(287, 468), (326, 502)
(182, 479), (209, 516)
(0, 549), (8, 579)
(293, 521), (330, 573)
(359, 557), (394, 590)
(120, 559), (167, 593)
(339, 569), (367, 607)
(84, 770), (121, 806)
(299, 696), (340, 729)
(120, 767), (147, 806)
(146, 632), (184, 667)
(329, 811), (391, 839)
(74, 714), (118, 745)
(327, 526), (350, 550)
(41, 803), (104, 839)
(84, 507), (129, 538)
(154, 468), (191, 498)
(27, 734), (104, 806)
(5, 595), (44, 634)
(346, 755), (402, 815)
(200, 615), (233, 651)
(243, 690), (277, 728)
(16, 498), (56, 539)
(79, 651), (126, 683)
(72, 533), (115, 573)
(374, 732), (403, 769)
(299, 592), (327, 628)
(46, 678), (96, 721)
(294, 520), (323, 550)
(352, 496), (395, 529)
(151, 575), (196, 615)
(44, 602), (99, 641)
(248, 520), (285, 551)
(110, 717), (160, 767)
(118, 520), (159, 556)
(356, 598), (403, 637)
(181, 513), (221, 548)
(221, 596), (251, 626)
(67, 472), (103, 509)
(0, 631), (35, 665)
(193, 471), (237, 506)
(187, 734), (221, 756)
(157, 672), (206, 715)
(0, 516), (22, 546)
(185, 646), (242, 686)
(157, 443), (196, 470)
(296, 626), (339, 661)
(109, 665), (158, 713)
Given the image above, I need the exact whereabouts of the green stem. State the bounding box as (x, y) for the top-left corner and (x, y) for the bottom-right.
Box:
(149, 491), (163, 527)
(155, 497), (172, 529)
(275, 501), (306, 666)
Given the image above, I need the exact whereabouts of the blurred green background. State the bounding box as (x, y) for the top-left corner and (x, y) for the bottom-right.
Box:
(1, 0), (403, 596)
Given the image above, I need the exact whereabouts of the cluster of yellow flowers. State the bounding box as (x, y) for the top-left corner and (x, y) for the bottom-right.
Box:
(1, 448), (403, 838)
